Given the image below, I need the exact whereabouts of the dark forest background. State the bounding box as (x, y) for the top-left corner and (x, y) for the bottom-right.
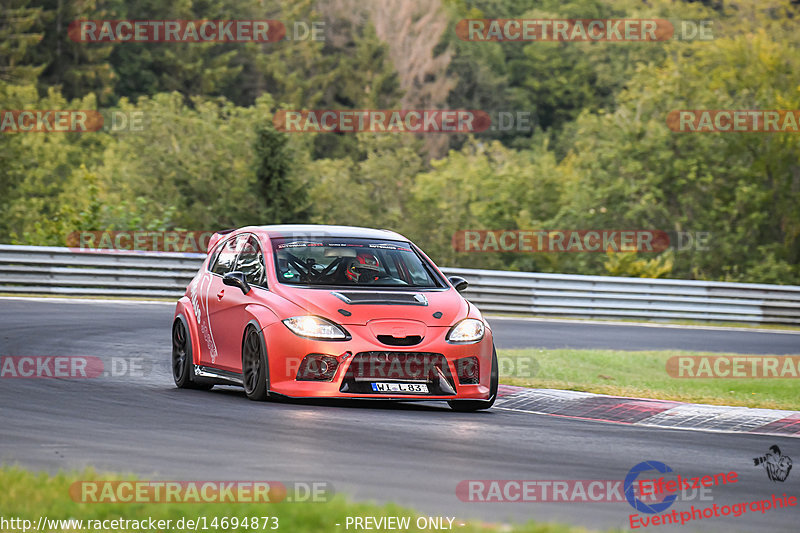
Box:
(2, 0), (799, 283)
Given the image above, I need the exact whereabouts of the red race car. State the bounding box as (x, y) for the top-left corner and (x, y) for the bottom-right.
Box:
(172, 225), (497, 411)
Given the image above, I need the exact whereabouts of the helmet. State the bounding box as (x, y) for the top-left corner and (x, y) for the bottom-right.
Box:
(345, 251), (380, 283)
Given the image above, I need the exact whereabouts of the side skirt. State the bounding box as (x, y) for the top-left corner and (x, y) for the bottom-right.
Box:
(194, 365), (244, 387)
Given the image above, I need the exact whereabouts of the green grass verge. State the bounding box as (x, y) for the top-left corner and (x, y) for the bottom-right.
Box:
(0, 467), (617, 533)
(497, 348), (800, 411)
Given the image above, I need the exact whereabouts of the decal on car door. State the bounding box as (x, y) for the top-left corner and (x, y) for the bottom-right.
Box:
(190, 274), (218, 363)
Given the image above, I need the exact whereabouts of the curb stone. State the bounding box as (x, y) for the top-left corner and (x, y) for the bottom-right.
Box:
(495, 385), (800, 437)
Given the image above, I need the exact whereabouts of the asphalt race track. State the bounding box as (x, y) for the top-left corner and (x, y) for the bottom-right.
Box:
(1, 298), (799, 532)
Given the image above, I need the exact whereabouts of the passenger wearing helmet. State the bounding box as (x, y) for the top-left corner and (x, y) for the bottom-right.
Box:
(345, 251), (381, 283)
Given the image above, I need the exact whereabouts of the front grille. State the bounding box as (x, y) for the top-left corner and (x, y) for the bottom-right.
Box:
(376, 334), (423, 346)
(339, 352), (457, 395)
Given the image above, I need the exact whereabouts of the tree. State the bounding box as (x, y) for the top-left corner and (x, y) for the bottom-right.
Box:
(548, 29), (800, 283)
(253, 123), (309, 224)
(304, 133), (424, 231)
(0, 0), (45, 84)
(33, 0), (116, 104)
(107, 0), (243, 104)
(0, 85), (111, 244)
(96, 92), (271, 231)
(408, 137), (564, 269)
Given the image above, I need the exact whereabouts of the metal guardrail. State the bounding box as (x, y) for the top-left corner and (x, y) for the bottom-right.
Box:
(0, 245), (202, 299)
(444, 268), (800, 325)
(1, 245), (799, 324)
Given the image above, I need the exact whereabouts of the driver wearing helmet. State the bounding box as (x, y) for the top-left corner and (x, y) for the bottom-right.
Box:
(345, 251), (381, 283)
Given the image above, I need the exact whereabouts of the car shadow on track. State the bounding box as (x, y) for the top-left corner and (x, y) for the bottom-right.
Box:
(198, 385), (493, 413)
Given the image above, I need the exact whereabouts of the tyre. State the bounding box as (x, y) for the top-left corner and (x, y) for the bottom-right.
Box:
(242, 325), (270, 401)
(448, 346), (498, 412)
(172, 316), (213, 390)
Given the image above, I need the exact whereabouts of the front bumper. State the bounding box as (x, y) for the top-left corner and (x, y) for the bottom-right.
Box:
(262, 321), (493, 400)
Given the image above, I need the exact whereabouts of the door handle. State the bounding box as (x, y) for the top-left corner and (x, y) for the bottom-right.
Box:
(217, 290), (224, 300)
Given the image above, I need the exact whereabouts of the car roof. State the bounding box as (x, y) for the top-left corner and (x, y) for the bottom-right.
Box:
(243, 224), (409, 242)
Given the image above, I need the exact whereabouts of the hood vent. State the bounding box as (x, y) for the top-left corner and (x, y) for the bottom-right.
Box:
(331, 291), (428, 306)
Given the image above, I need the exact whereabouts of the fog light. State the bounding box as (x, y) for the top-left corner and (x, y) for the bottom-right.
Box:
(454, 356), (479, 385)
(297, 354), (339, 381)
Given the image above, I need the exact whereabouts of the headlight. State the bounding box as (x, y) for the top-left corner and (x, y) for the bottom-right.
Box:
(446, 318), (485, 343)
(282, 316), (350, 340)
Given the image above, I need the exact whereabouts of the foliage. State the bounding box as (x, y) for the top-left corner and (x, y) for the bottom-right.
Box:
(253, 121), (309, 224)
(0, 84), (109, 244)
(2, 0), (800, 284)
(96, 93), (274, 231)
(603, 251), (673, 278)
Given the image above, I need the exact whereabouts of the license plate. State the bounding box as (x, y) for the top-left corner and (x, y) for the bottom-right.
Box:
(371, 382), (429, 394)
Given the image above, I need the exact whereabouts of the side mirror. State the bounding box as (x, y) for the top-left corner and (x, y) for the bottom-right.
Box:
(448, 276), (469, 293)
(223, 271), (251, 294)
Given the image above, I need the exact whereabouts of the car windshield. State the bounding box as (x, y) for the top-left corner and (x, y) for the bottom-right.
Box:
(272, 237), (442, 288)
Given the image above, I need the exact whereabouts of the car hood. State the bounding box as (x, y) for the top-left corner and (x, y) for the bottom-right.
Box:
(272, 285), (469, 327)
